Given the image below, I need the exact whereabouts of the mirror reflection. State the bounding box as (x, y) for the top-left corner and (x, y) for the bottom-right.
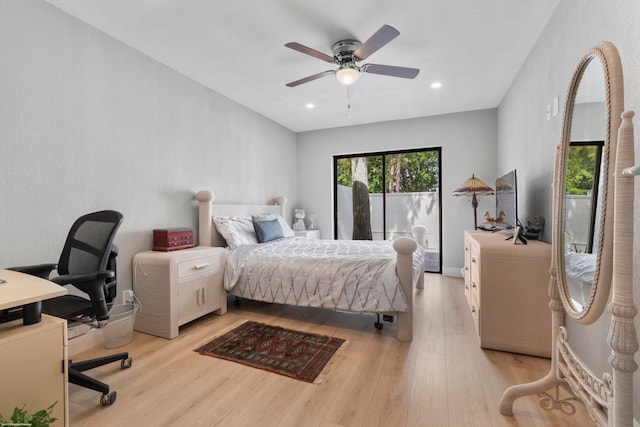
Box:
(563, 56), (606, 312)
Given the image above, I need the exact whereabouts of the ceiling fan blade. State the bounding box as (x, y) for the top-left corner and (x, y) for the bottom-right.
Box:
(353, 25), (400, 60)
(285, 42), (335, 63)
(363, 63), (420, 79)
(286, 70), (334, 87)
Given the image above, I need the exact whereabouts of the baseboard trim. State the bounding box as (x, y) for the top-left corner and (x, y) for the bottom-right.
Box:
(68, 328), (104, 357)
(442, 266), (463, 277)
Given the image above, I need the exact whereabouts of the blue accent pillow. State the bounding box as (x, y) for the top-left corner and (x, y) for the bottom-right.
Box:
(252, 217), (284, 243)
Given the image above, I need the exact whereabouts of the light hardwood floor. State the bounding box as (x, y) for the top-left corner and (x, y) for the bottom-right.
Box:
(69, 274), (595, 426)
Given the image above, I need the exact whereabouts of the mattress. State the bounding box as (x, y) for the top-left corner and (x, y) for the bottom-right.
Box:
(224, 237), (423, 313)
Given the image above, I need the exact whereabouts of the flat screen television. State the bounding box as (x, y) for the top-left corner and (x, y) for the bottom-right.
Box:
(495, 169), (518, 230)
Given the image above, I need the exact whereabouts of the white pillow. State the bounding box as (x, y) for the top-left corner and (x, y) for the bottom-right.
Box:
(212, 216), (258, 249)
(252, 214), (295, 238)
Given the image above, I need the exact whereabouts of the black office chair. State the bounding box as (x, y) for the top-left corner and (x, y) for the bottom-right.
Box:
(10, 210), (132, 406)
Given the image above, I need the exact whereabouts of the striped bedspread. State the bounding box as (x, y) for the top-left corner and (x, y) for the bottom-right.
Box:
(224, 237), (423, 313)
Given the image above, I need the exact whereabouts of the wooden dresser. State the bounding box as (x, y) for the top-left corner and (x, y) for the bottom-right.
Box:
(463, 230), (552, 357)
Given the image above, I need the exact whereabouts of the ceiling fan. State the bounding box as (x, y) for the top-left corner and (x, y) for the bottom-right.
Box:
(285, 24), (420, 87)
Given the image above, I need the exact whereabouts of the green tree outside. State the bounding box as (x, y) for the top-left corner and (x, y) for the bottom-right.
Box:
(566, 144), (600, 195)
(336, 151), (439, 193)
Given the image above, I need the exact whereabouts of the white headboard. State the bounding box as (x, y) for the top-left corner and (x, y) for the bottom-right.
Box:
(195, 190), (287, 247)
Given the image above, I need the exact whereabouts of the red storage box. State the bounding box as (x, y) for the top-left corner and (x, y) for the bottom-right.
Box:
(153, 228), (194, 251)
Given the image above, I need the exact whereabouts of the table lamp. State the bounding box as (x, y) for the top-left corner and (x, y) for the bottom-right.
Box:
(452, 174), (495, 229)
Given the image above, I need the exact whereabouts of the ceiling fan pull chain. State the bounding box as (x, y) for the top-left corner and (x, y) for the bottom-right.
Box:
(345, 87), (352, 115)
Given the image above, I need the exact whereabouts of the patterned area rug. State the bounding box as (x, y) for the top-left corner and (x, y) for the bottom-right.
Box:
(195, 321), (346, 383)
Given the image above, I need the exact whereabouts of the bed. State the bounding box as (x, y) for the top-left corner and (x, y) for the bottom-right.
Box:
(195, 190), (425, 341)
(563, 251), (596, 311)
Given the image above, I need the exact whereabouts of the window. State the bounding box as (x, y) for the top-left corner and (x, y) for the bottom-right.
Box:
(566, 141), (604, 253)
(333, 148), (441, 272)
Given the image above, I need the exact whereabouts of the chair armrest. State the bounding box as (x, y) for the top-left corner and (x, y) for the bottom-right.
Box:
(8, 263), (58, 279)
(51, 271), (115, 321)
(50, 270), (115, 287)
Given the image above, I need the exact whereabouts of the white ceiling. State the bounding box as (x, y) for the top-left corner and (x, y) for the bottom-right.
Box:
(45, 0), (559, 133)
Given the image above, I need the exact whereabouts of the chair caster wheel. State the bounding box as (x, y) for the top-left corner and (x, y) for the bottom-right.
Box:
(121, 357), (133, 369)
(100, 391), (117, 406)
(374, 322), (383, 330)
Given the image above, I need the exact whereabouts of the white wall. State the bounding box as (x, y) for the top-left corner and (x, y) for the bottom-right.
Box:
(296, 109), (497, 276)
(0, 1), (297, 295)
(498, 0), (640, 419)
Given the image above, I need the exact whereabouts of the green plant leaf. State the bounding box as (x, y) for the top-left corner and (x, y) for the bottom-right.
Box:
(1, 402), (57, 427)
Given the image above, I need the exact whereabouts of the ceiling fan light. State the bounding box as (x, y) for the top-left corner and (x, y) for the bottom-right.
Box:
(335, 67), (360, 86)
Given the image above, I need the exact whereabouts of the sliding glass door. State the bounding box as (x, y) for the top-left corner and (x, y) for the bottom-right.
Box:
(565, 141), (604, 253)
(334, 148), (441, 272)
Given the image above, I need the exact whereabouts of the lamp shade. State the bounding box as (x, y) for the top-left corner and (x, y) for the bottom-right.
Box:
(335, 66), (360, 85)
(452, 174), (495, 196)
(452, 174), (495, 230)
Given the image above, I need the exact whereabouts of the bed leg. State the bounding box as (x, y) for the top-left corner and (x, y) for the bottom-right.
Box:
(416, 271), (425, 290)
(393, 237), (417, 342)
(234, 296), (241, 306)
(375, 314), (383, 330)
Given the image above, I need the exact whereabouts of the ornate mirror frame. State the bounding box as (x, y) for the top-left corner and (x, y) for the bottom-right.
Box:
(556, 43), (620, 323)
(499, 41), (638, 427)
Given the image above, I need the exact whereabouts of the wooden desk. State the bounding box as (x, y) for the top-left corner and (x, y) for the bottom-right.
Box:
(0, 269), (69, 425)
(0, 268), (67, 324)
(0, 268), (67, 309)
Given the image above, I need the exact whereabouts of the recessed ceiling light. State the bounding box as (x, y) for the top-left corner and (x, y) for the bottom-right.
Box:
(306, 103), (315, 109)
(430, 82), (443, 89)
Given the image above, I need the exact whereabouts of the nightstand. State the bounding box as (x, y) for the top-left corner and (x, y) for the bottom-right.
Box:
(294, 229), (320, 240)
(132, 246), (226, 339)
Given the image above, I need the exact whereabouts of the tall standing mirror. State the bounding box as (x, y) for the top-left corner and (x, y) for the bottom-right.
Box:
(557, 50), (612, 323)
(499, 42), (638, 427)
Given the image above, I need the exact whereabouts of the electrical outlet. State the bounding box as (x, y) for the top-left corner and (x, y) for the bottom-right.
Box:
(382, 314), (395, 323)
(123, 290), (134, 304)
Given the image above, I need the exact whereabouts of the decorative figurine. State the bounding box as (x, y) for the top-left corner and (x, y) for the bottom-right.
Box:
(307, 213), (317, 230)
(292, 209), (306, 231)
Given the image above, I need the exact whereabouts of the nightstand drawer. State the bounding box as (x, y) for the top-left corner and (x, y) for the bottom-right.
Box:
(178, 256), (222, 281)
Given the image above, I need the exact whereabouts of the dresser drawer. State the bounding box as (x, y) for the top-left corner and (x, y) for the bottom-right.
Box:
(463, 244), (471, 286)
(469, 291), (480, 335)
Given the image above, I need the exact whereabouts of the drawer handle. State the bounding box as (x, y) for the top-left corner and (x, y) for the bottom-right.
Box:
(194, 263), (210, 270)
(471, 258), (477, 263)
